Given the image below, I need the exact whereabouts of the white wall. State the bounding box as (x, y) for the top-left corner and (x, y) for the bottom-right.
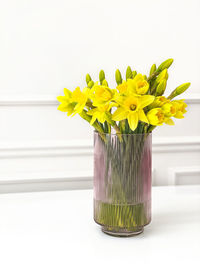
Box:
(0, 0), (200, 192)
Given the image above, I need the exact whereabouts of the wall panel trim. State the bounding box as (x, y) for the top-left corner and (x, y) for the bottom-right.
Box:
(0, 93), (199, 106)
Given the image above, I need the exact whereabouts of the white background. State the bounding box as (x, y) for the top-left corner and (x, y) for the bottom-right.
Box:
(0, 0), (200, 191)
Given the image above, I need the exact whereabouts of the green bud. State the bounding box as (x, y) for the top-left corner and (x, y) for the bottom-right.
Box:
(132, 70), (137, 79)
(156, 69), (168, 83)
(99, 70), (105, 84)
(126, 66), (132, 80)
(102, 79), (108, 86)
(168, 82), (191, 100)
(176, 82), (191, 95)
(149, 64), (156, 75)
(156, 79), (167, 96)
(88, 80), (94, 89)
(115, 69), (122, 85)
(157, 58), (174, 72)
(86, 74), (92, 85)
(143, 75), (147, 80)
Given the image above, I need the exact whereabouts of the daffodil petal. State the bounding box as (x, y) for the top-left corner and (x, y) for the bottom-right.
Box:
(112, 108), (128, 121)
(128, 112), (138, 131)
(64, 88), (72, 97)
(174, 112), (184, 119)
(98, 113), (106, 124)
(133, 74), (143, 82)
(87, 108), (97, 116)
(57, 103), (69, 112)
(139, 95), (155, 109)
(57, 96), (67, 103)
(90, 114), (97, 125)
(165, 118), (174, 125)
(138, 109), (149, 123)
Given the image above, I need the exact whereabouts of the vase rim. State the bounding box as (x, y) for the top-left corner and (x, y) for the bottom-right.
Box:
(94, 131), (152, 136)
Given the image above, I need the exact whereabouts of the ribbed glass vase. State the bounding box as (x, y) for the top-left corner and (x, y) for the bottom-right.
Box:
(93, 132), (152, 237)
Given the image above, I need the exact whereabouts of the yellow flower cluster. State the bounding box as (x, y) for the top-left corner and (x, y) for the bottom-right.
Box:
(57, 59), (190, 134)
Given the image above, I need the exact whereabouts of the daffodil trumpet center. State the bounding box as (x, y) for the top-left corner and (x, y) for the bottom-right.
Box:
(130, 104), (137, 111)
(137, 81), (146, 89)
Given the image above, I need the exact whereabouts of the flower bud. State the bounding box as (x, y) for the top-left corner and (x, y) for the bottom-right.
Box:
(99, 70), (105, 84)
(126, 66), (132, 80)
(87, 80), (94, 89)
(86, 74), (92, 85)
(143, 75), (147, 80)
(149, 64), (156, 75)
(102, 79), (108, 86)
(156, 69), (168, 83)
(156, 79), (167, 96)
(168, 83), (191, 100)
(115, 69), (122, 85)
(132, 70), (137, 79)
(157, 58), (174, 72)
(176, 83), (191, 95)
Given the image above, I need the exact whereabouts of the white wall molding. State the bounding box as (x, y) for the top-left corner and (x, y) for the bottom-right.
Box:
(0, 96), (58, 106)
(184, 93), (200, 104)
(0, 136), (199, 159)
(152, 136), (200, 153)
(168, 166), (200, 185)
(0, 93), (200, 106)
(0, 140), (92, 159)
(0, 172), (93, 193)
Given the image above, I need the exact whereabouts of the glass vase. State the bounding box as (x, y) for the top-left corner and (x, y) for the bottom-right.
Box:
(93, 132), (152, 237)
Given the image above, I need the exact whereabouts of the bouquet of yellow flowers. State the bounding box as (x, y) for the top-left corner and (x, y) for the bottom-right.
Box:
(57, 58), (190, 136)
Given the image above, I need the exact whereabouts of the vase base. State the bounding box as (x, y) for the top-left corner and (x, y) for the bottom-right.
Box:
(101, 226), (144, 237)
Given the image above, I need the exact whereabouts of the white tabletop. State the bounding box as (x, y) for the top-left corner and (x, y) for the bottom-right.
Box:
(0, 185), (200, 267)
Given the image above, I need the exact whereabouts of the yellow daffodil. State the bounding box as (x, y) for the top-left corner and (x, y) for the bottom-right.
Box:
(127, 74), (149, 95)
(57, 88), (76, 116)
(90, 85), (116, 106)
(112, 95), (155, 131)
(147, 108), (165, 126)
(171, 100), (187, 119)
(87, 103), (114, 125)
(117, 81), (128, 94)
(161, 102), (176, 117)
(57, 87), (90, 116)
(148, 96), (170, 109)
(147, 108), (175, 126)
(71, 87), (90, 115)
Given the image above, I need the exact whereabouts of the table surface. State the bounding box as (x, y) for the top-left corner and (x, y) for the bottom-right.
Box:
(0, 185), (200, 267)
